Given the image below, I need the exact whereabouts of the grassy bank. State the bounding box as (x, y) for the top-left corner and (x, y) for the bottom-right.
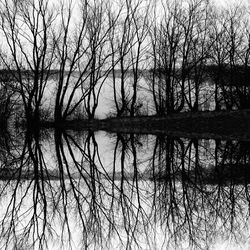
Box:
(41, 109), (250, 141)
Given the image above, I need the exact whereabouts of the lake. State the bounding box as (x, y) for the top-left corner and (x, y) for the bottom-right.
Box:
(0, 129), (249, 249)
(38, 74), (217, 121)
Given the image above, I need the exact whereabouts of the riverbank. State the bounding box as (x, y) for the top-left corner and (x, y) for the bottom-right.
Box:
(41, 109), (250, 141)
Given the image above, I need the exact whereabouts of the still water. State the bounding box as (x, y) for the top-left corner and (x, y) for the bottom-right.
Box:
(0, 129), (249, 249)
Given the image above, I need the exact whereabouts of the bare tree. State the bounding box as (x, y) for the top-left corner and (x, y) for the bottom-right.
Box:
(182, 0), (212, 111)
(209, 7), (229, 110)
(0, 0), (57, 127)
(83, 0), (120, 119)
(148, 0), (183, 115)
(108, 0), (141, 117)
(129, 0), (150, 117)
(53, 0), (91, 123)
(210, 3), (250, 110)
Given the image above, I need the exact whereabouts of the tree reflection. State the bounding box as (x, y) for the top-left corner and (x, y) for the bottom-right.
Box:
(0, 128), (55, 249)
(149, 136), (250, 249)
(0, 130), (249, 249)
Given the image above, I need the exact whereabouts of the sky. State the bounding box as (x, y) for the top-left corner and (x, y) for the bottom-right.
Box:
(214, 0), (249, 7)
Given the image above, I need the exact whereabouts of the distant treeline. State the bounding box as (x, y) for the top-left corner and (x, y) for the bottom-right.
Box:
(152, 64), (250, 86)
(1, 65), (250, 85)
(0, 0), (250, 126)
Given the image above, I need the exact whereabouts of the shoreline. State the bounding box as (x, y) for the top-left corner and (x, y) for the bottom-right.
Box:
(40, 109), (250, 140)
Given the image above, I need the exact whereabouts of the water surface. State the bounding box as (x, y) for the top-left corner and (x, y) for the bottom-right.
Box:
(0, 129), (249, 249)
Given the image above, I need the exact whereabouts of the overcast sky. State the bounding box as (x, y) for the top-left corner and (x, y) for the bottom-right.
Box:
(214, 0), (249, 7)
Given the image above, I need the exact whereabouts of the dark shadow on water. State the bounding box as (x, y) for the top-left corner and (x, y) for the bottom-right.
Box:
(0, 129), (249, 249)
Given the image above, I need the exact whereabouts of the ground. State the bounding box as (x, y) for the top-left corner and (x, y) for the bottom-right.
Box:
(42, 109), (250, 141)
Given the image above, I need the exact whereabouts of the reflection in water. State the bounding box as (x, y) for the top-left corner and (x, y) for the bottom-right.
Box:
(0, 130), (250, 249)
